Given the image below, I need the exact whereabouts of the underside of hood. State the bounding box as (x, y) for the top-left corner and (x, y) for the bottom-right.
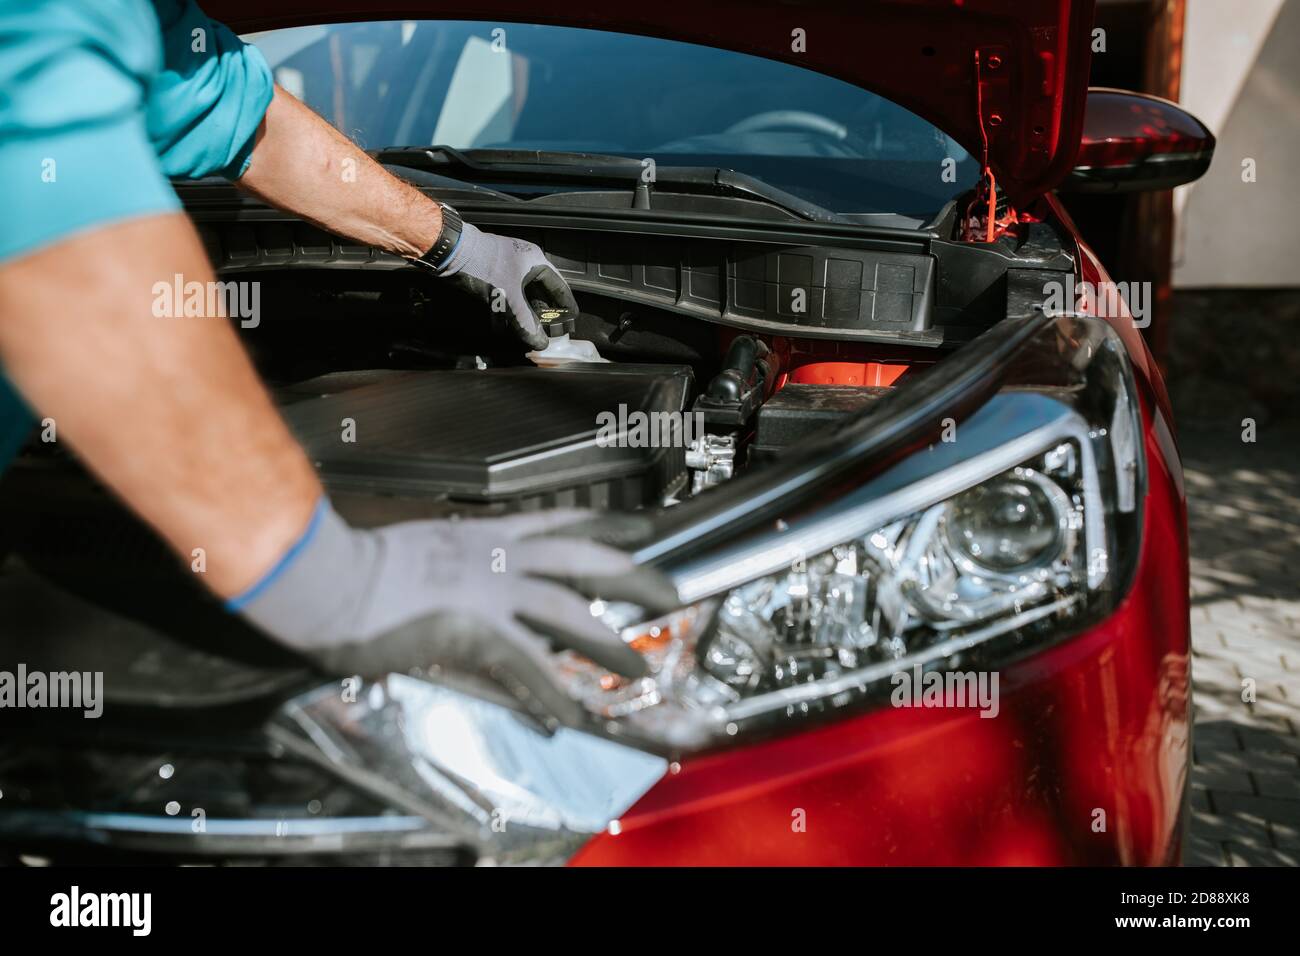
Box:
(203, 0), (1096, 203)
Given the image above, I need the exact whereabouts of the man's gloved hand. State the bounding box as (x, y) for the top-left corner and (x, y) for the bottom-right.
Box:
(432, 222), (577, 351)
(229, 502), (678, 726)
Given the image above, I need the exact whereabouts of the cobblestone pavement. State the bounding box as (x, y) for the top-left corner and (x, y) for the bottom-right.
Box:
(1179, 422), (1300, 866)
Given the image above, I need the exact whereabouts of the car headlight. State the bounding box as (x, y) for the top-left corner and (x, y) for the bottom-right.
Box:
(551, 316), (1144, 751)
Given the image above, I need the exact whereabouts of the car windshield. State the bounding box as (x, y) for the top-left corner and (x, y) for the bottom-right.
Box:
(244, 20), (978, 218)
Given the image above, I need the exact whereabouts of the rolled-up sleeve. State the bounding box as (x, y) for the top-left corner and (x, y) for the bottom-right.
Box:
(0, 0), (184, 263)
(0, 0), (272, 264)
(146, 0), (274, 180)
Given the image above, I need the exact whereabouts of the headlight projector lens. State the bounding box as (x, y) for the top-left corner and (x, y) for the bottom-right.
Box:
(943, 468), (1069, 573)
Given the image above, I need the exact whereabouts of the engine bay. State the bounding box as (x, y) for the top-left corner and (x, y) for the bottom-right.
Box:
(178, 182), (1078, 513)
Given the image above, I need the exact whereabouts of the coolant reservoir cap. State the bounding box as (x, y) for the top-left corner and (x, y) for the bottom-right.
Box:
(537, 306), (576, 338)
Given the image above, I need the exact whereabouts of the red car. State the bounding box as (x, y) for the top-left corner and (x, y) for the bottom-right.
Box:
(0, 0), (1211, 865)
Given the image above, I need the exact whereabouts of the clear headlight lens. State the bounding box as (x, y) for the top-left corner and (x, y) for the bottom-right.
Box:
(703, 449), (1083, 695)
(549, 319), (1143, 751)
(554, 441), (1093, 746)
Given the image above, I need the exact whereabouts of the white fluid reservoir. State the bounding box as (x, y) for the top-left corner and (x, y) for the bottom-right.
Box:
(526, 308), (608, 366)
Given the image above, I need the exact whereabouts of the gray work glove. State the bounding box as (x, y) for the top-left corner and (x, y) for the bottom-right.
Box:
(435, 222), (578, 351)
(232, 502), (678, 726)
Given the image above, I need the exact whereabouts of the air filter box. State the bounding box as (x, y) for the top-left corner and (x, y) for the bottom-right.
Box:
(282, 364), (693, 509)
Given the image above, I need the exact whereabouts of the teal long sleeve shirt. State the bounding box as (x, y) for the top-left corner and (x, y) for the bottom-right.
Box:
(0, 0), (274, 472)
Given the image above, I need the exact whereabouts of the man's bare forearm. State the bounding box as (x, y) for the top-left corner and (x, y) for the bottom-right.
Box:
(237, 86), (443, 259)
(237, 84), (578, 351)
(0, 214), (322, 597)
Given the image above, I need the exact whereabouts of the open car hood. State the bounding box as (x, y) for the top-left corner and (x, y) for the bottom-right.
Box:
(204, 0), (1096, 203)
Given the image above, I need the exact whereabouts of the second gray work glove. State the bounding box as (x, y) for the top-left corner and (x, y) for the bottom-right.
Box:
(229, 500), (679, 726)
(430, 221), (578, 351)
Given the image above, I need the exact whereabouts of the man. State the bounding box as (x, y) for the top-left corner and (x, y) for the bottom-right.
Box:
(0, 0), (672, 724)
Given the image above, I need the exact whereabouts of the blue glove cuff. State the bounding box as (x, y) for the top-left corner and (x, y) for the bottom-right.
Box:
(225, 496), (329, 611)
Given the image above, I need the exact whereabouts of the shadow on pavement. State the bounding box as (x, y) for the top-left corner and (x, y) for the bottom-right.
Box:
(1175, 419), (1300, 866)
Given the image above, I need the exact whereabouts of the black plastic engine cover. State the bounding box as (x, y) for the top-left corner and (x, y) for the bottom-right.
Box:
(283, 364), (693, 509)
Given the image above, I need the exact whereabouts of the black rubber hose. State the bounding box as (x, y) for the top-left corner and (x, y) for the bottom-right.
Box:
(706, 335), (761, 402)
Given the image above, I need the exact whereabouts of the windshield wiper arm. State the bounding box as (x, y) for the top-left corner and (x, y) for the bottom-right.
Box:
(372, 146), (846, 224)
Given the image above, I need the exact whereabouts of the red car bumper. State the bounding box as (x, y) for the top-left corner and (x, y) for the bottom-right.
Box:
(574, 404), (1190, 866)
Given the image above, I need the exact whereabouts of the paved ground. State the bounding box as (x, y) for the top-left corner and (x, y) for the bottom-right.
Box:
(1179, 422), (1300, 866)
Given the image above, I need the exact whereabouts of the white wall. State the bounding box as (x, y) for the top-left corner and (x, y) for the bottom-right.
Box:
(1174, 0), (1297, 287)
